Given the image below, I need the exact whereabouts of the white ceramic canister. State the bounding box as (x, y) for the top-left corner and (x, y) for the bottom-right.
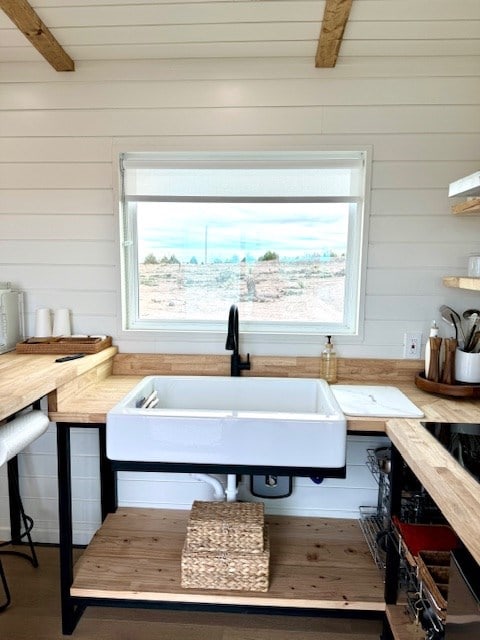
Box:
(34, 307), (52, 337)
(455, 348), (480, 384)
(52, 308), (72, 336)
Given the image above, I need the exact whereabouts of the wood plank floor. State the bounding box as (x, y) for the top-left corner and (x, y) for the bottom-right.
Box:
(0, 545), (383, 639)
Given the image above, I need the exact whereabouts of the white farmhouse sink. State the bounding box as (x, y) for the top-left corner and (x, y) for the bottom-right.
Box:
(106, 375), (346, 469)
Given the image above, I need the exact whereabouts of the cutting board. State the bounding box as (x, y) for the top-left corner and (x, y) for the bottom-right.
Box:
(331, 385), (424, 418)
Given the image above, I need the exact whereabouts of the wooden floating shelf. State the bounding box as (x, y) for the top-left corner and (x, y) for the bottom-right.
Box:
(451, 197), (480, 214)
(71, 508), (385, 611)
(443, 276), (480, 292)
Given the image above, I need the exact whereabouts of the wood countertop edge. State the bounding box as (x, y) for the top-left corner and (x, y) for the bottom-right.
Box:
(0, 347), (118, 422)
(387, 417), (480, 566)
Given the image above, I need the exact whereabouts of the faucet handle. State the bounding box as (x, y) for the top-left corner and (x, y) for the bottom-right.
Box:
(240, 353), (251, 371)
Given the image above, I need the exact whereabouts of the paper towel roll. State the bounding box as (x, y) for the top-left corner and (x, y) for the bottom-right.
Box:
(34, 308), (52, 338)
(0, 411), (49, 466)
(52, 308), (71, 336)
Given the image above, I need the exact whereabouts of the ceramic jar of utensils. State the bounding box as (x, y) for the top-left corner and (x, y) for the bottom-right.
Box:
(455, 349), (480, 384)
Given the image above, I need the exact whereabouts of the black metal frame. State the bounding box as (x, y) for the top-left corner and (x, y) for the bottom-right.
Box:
(383, 444), (403, 607)
(1, 457), (39, 565)
(379, 444), (416, 639)
(0, 457), (40, 612)
(110, 460), (346, 477)
(0, 558), (10, 613)
(55, 420), (385, 635)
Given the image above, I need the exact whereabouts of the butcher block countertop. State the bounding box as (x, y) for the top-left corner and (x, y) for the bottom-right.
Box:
(388, 418), (480, 566)
(1, 350), (480, 565)
(0, 346), (117, 422)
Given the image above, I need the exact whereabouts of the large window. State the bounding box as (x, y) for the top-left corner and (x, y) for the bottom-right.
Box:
(119, 151), (367, 337)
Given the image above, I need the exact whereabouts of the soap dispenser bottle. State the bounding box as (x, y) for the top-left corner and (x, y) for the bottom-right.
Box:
(321, 335), (337, 383)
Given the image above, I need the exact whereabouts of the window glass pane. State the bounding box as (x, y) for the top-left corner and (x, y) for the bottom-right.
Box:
(120, 150), (367, 337)
(137, 201), (350, 324)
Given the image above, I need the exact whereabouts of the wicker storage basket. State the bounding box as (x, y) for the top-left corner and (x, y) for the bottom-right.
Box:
(186, 501), (265, 553)
(181, 528), (269, 592)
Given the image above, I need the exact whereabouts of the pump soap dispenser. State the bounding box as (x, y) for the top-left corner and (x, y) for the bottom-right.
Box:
(321, 335), (337, 383)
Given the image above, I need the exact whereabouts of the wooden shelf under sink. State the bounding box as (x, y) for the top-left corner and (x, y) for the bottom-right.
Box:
(71, 508), (385, 611)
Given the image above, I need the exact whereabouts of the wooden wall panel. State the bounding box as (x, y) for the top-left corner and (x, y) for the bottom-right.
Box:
(2, 77), (479, 110)
(0, 189), (112, 214)
(0, 240), (115, 264)
(1, 57), (478, 82)
(0, 137), (112, 162)
(0, 60), (477, 347)
(323, 105), (480, 134)
(0, 214), (114, 240)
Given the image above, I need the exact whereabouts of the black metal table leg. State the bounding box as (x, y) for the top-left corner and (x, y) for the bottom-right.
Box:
(384, 444), (403, 605)
(380, 615), (394, 639)
(97, 424), (117, 518)
(381, 444), (404, 640)
(0, 558), (11, 612)
(56, 423), (84, 635)
(7, 457), (21, 542)
(55, 422), (116, 634)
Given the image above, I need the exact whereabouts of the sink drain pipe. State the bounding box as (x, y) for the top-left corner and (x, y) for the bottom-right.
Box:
(190, 473), (238, 502)
(225, 474), (238, 502)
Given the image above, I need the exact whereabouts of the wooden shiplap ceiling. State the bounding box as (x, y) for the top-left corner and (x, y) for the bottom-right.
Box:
(0, 0), (479, 71)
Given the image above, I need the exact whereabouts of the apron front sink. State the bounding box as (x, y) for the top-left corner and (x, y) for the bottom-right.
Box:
(106, 375), (346, 469)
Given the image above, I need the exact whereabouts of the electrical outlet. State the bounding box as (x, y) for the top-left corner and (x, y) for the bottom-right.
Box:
(404, 332), (422, 359)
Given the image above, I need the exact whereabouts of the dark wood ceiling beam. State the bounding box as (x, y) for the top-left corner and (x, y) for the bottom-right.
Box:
(315, 0), (353, 68)
(0, 0), (74, 71)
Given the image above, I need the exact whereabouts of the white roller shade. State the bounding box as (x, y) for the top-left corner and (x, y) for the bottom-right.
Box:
(121, 151), (364, 200)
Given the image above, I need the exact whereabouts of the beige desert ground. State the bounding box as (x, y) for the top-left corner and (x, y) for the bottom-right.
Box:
(139, 258), (345, 323)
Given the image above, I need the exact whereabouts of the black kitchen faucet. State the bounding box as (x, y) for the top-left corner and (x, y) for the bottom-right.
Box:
(225, 304), (251, 376)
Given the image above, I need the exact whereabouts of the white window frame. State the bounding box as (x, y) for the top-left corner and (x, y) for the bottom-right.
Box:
(115, 147), (371, 354)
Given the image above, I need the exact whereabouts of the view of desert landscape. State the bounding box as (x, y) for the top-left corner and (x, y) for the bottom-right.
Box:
(139, 257), (346, 322)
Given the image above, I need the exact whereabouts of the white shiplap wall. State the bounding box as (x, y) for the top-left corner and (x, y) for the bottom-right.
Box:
(1, 57), (479, 357)
(0, 52), (479, 543)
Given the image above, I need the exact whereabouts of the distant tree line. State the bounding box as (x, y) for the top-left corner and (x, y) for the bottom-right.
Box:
(142, 249), (343, 265)
(143, 253), (180, 265)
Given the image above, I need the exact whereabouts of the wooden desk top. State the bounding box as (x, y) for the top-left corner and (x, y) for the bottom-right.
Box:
(0, 347), (117, 422)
